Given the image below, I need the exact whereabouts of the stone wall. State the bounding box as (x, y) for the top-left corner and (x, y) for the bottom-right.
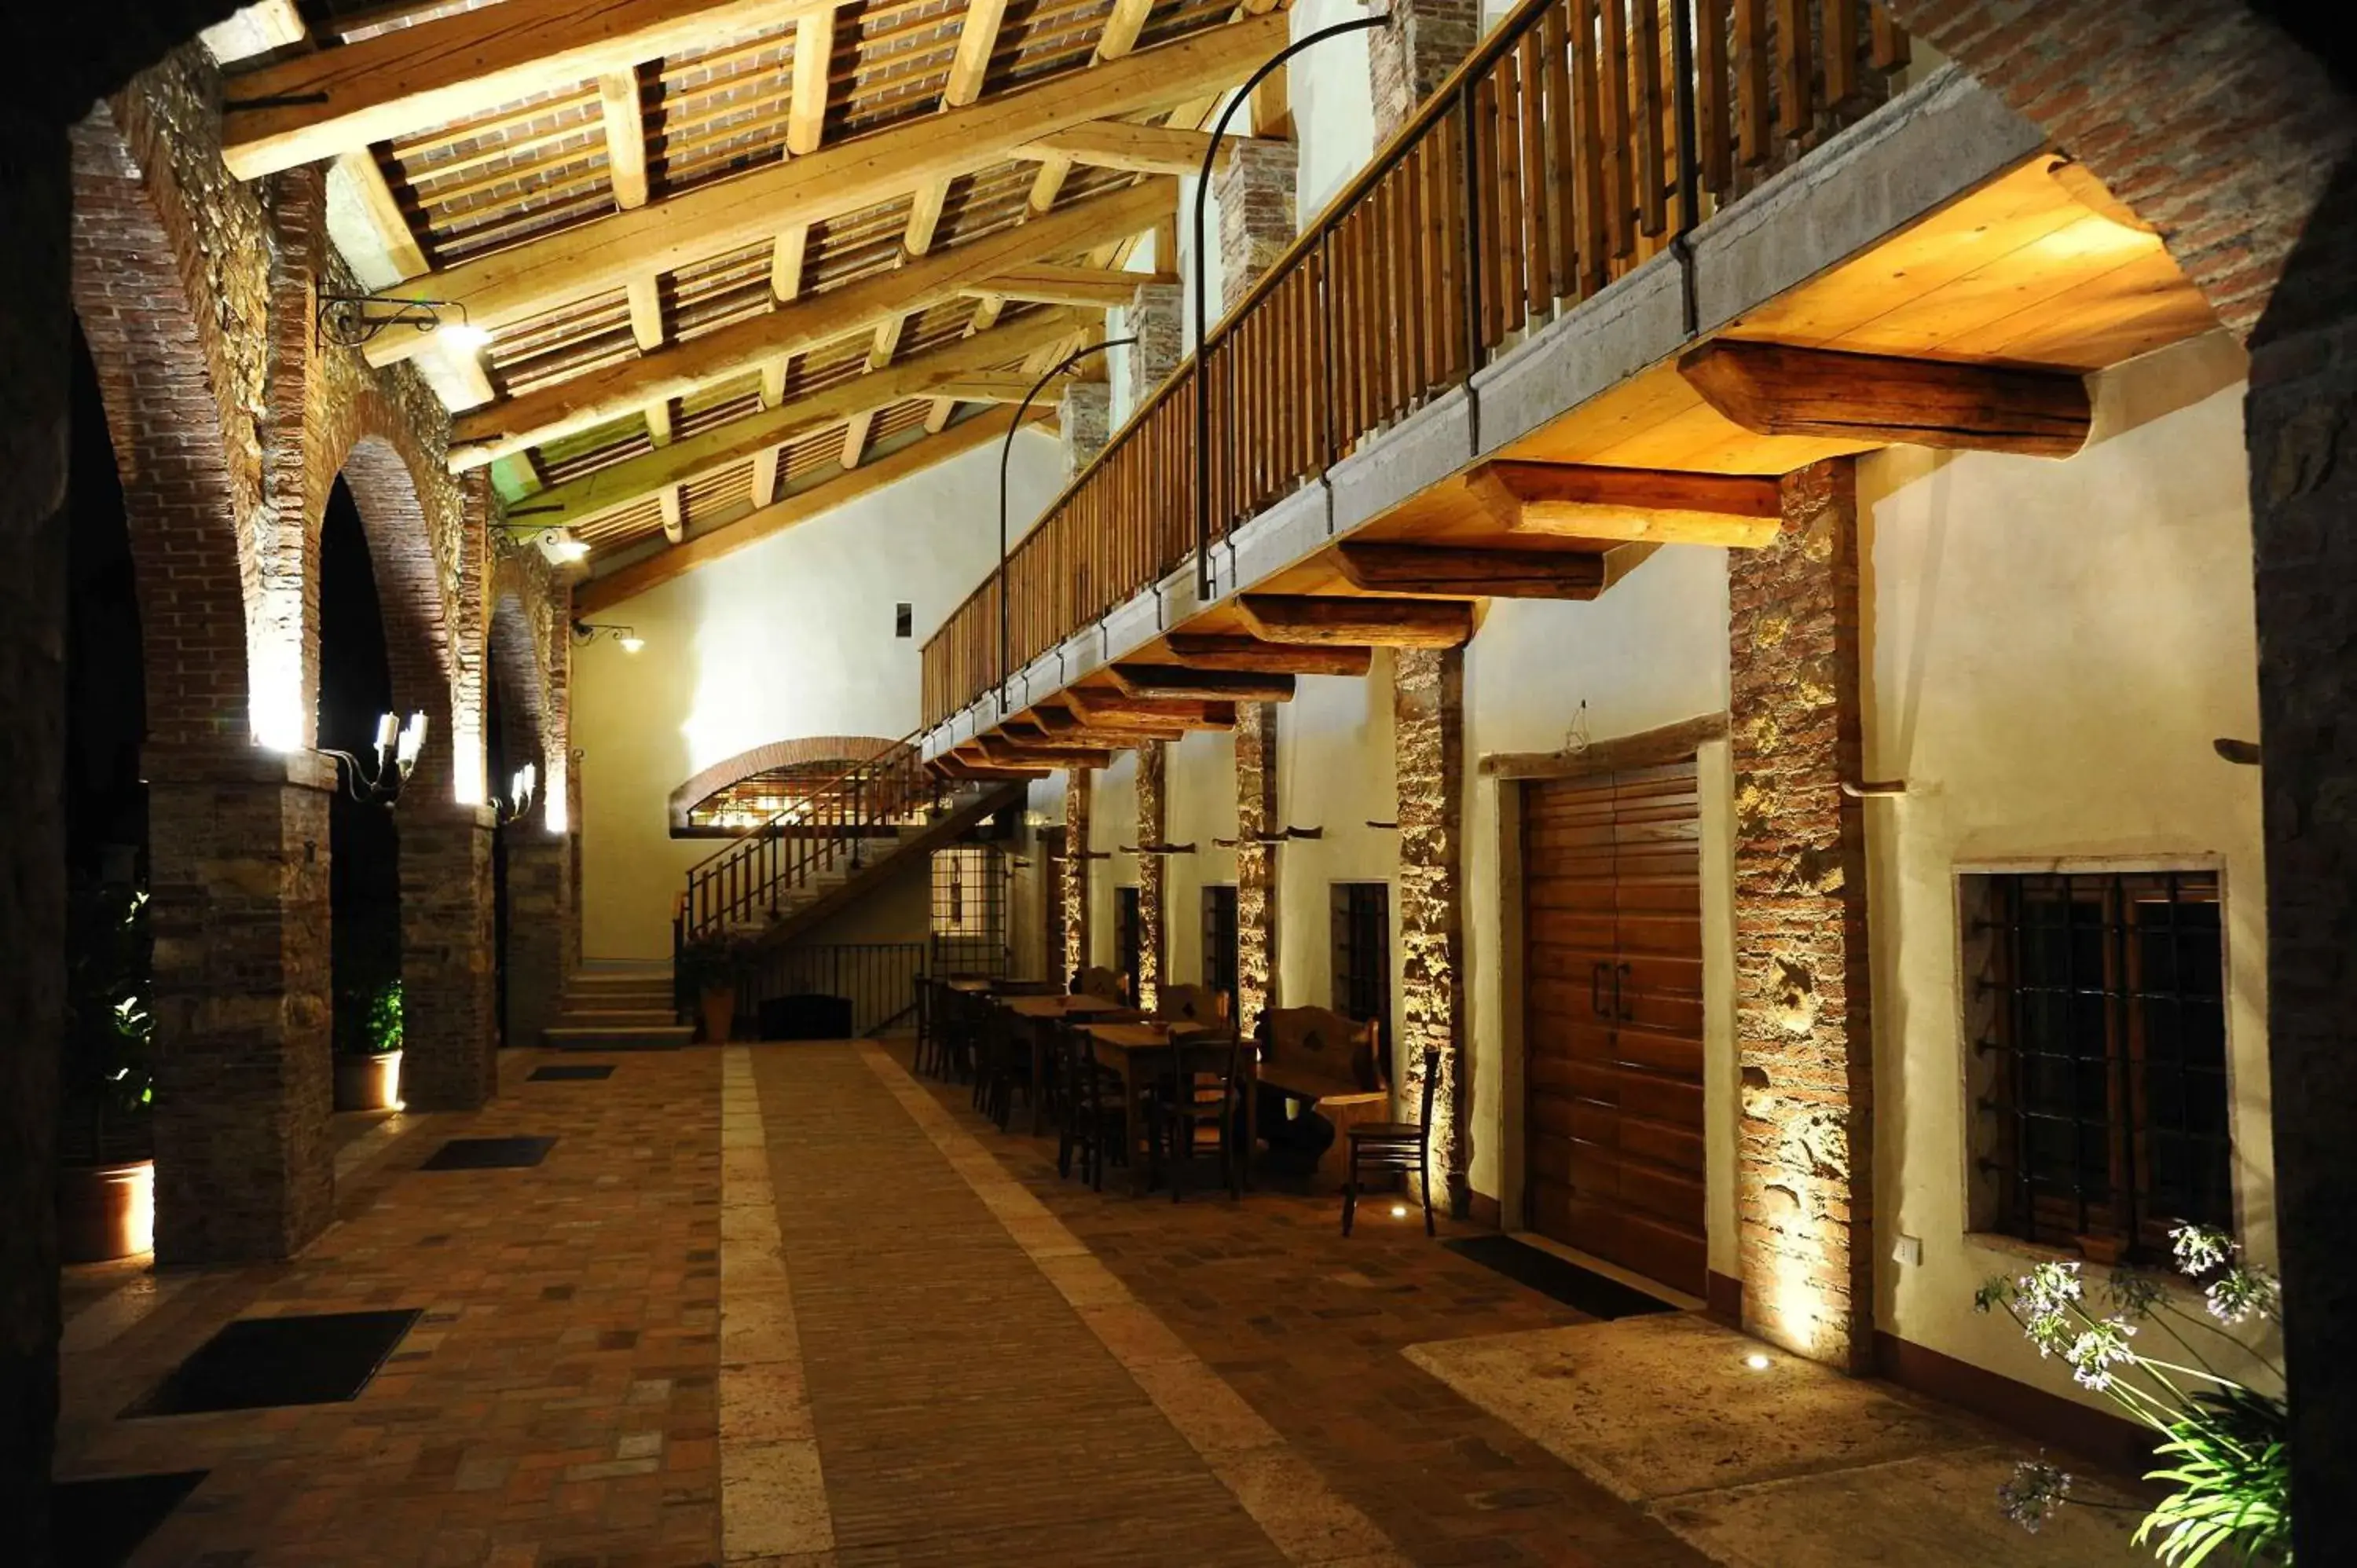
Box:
(1393, 647), (1466, 1213)
(1727, 460), (1871, 1372)
(504, 830), (571, 1050)
(1212, 140), (1297, 314)
(1061, 768), (1092, 987)
(1135, 742), (1167, 1009)
(1234, 702), (1279, 1035)
(1125, 282), (1183, 410)
(1366, 0), (1480, 143)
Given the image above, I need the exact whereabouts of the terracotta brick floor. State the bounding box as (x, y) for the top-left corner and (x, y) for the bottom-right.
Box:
(53, 1041), (1711, 1567)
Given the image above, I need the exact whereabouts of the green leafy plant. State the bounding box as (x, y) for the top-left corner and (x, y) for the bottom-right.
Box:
(1978, 1224), (2289, 1564)
(62, 883), (156, 1157)
(364, 980), (404, 1055)
(676, 940), (739, 995)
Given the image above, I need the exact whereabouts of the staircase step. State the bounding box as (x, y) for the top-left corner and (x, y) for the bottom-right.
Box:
(557, 1009), (676, 1028)
(542, 1024), (695, 1052)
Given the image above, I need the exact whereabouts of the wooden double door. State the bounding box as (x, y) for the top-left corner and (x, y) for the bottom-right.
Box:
(1520, 758), (1707, 1295)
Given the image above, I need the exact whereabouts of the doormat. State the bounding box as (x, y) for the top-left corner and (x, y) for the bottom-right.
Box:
(420, 1135), (556, 1170)
(1442, 1235), (1679, 1320)
(51, 1470), (207, 1566)
(529, 1064), (615, 1081)
(125, 1309), (421, 1416)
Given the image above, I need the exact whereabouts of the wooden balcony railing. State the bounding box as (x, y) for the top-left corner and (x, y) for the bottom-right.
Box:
(922, 0), (1911, 728)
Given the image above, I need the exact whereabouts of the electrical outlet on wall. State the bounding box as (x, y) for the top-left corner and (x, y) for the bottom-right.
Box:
(1892, 1234), (1924, 1267)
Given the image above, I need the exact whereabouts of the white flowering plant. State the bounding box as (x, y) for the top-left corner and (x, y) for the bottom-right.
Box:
(1975, 1223), (2289, 1564)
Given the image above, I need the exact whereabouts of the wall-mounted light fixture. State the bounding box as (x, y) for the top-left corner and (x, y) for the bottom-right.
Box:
(497, 519), (589, 564)
(572, 620), (644, 654)
(1117, 841), (1199, 856)
(317, 291), (491, 353)
(1211, 826), (1322, 848)
(494, 762), (539, 827)
(323, 709), (428, 806)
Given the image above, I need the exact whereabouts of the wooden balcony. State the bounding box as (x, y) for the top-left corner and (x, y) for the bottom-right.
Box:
(920, 0), (2220, 742)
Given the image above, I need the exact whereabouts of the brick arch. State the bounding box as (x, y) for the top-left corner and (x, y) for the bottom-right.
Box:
(67, 100), (258, 751)
(488, 588), (548, 764)
(666, 735), (900, 832)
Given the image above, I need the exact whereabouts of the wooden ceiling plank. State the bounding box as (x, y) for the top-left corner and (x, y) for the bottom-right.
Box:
(1676, 339), (2093, 458)
(1335, 542), (1609, 599)
(517, 308), (1080, 529)
(600, 68), (651, 211)
(576, 403), (1050, 608)
(1236, 594), (1474, 648)
(361, 13), (1288, 365)
(1108, 664), (1296, 702)
(445, 178), (1164, 465)
(1159, 632), (1373, 676)
(222, 0), (838, 178)
(1464, 460), (1786, 547)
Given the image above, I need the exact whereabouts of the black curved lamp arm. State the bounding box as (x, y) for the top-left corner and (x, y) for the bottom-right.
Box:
(1193, 10), (1391, 599)
(999, 335), (1139, 707)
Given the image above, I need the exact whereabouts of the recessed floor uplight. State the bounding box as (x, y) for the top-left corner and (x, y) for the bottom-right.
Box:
(1745, 1352), (1774, 1371)
(1391, 1203), (1409, 1218)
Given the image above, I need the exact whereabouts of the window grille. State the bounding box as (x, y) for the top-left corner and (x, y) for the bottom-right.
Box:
(1965, 870), (2232, 1258)
(930, 844), (1007, 978)
(1329, 882), (1391, 1055)
(1201, 885), (1239, 1016)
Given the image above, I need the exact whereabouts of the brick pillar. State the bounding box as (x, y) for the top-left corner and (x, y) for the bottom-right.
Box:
(1061, 768), (1091, 987)
(1235, 702), (1279, 1037)
(565, 757), (585, 976)
(1395, 647), (1468, 1214)
(504, 828), (568, 1050)
(1728, 459), (1872, 1372)
(1061, 381), (1111, 477)
(1, 118), (71, 1555)
(400, 802), (498, 1109)
(1136, 742), (1167, 1009)
(1212, 139), (1296, 314)
(1125, 280), (1183, 408)
(147, 746), (339, 1262)
(1367, 0), (1480, 142)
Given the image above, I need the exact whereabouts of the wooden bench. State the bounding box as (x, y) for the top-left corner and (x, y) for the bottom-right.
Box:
(1256, 1006), (1388, 1183)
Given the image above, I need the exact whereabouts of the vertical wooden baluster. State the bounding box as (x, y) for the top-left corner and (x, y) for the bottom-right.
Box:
(1633, 0), (1666, 237)
(1518, 29), (1551, 321)
(1599, 0), (1634, 264)
(1473, 72), (1503, 352)
(1871, 2), (1911, 70)
(1571, 0), (1607, 297)
(1775, 0), (1811, 139)
(1735, 0), (1768, 167)
(1696, 0), (1731, 201)
(1823, 0), (1858, 109)
(1541, 3), (1576, 306)
(1489, 62), (1522, 343)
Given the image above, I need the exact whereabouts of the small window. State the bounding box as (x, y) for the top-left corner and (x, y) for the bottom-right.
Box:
(1201, 885), (1239, 1017)
(1115, 885), (1142, 993)
(894, 603), (913, 638)
(931, 845), (1006, 976)
(1329, 882), (1391, 1056)
(1965, 870), (2232, 1260)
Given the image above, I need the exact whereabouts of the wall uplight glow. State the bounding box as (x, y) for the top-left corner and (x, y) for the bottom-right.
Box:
(451, 714), (486, 805)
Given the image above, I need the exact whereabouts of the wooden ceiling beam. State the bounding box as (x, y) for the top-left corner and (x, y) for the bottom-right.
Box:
(1096, 0), (1155, 59)
(445, 178), (1164, 465)
(1335, 542), (1608, 599)
(575, 403), (1047, 610)
(1109, 664), (1296, 702)
(1060, 691), (1237, 728)
(361, 13), (1288, 366)
(1236, 594), (1474, 648)
(1017, 121), (1266, 178)
(1028, 707), (1185, 745)
(222, 0), (840, 178)
(978, 735), (1113, 768)
(599, 68), (651, 211)
(1464, 460), (1785, 548)
(786, 8), (833, 155)
(967, 262), (1178, 310)
(1677, 338), (2093, 457)
(1159, 633), (1373, 676)
(934, 753), (1050, 782)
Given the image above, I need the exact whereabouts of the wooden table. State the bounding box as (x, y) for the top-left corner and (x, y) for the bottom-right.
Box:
(1000, 994), (1132, 1134)
(1080, 1021), (1257, 1193)
(944, 976), (995, 994)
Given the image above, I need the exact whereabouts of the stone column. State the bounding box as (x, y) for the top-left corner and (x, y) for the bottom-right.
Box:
(1366, 0), (1480, 143)
(399, 802), (498, 1110)
(1136, 742), (1167, 1009)
(1125, 281), (1183, 408)
(1061, 381), (1111, 477)
(1212, 139), (1296, 314)
(565, 756), (585, 976)
(504, 826), (569, 1050)
(1728, 459), (1872, 1372)
(1235, 702), (1279, 1037)
(147, 746), (339, 1263)
(1394, 647), (1468, 1215)
(1061, 768), (1092, 987)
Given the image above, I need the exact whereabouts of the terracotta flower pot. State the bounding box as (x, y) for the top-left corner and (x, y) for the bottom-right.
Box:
(700, 983), (737, 1045)
(57, 1157), (154, 1262)
(334, 1049), (403, 1112)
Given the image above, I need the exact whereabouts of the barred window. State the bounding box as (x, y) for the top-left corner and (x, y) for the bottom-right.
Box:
(1965, 870), (2232, 1259)
(1329, 882), (1391, 1053)
(1201, 885), (1239, 1016)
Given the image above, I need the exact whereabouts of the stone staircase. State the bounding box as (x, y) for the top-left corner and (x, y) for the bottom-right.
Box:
(542, 964), (694, 1051)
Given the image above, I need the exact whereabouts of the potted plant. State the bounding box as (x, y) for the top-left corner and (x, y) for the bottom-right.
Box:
(58, 883), (156, 1262)
(333, 979), (405, 1112)
(679, 940), (739, 1043)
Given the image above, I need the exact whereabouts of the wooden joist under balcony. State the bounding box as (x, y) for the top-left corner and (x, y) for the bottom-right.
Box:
(1108, 665), (1297, 702)
(1159, 635), (1374, 677)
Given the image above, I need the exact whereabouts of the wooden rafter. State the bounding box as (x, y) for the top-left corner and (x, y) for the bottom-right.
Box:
(1160, 633), (1373, 676)
(1109, 664), (1296, 702)
(1677, 339), (2094, 457)
(1061, 691), (1238, 728)
(1017, 122), (1252, 178)
(222, 0), (843, 178)
(1334, 543), (1609, 599)
(599, 68), (651, 211)
(362, 14), (1289, 367)
(966, 263), (1179, 310)
(1236, 595), (1474, 649)
(445, 178), (1166, 468)
(576, 403), (1051, 610)
(1464, 461), (1786, 548)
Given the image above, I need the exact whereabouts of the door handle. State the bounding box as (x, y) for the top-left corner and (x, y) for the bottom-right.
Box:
(1615, 962), (1632, 1022)
(1591, 961), (1607, 1018)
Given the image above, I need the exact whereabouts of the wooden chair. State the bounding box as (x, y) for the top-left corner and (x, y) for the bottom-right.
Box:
(1153, 984), (1230, 1028)
(1075, 965), (1130, 1004)
(974, 1004), (1034, 1130)
(1258, 1006), (1390, 1184)
(1054, 1021), (1130, 1192)
(1343, 1046), (1442, 1237)
(1150, 1029), (1245, 1202)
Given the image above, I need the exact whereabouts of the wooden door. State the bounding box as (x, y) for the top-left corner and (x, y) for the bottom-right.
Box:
(1522, 759), (1707, 1295)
